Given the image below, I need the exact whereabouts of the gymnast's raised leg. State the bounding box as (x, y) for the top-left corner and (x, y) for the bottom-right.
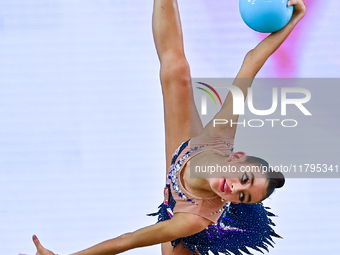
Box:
(152, 0), (202, 254)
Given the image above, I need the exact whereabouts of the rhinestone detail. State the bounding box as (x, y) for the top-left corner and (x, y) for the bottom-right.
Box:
(168, 140), (234, 212)
(211, 201), (231, 215)
(168, 144), (205, 204)
(220, 140), (234, 152)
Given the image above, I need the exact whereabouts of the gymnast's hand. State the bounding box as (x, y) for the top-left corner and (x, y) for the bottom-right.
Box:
(19, 235), (56, 255)
(288, 0), (307, 21)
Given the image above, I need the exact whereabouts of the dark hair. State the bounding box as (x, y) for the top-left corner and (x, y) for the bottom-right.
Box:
(244, 156), (285, 200)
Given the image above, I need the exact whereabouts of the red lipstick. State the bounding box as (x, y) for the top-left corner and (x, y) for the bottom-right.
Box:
(220, 179), (230, 193)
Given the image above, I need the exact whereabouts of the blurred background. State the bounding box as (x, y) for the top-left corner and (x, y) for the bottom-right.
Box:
(0, 0), (339, 254)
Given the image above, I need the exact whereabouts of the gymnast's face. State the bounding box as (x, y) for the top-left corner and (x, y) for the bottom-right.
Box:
(208, 163), (268, 204)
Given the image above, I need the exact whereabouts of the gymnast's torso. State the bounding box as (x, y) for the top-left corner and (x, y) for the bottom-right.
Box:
(167, 136), (234, 223)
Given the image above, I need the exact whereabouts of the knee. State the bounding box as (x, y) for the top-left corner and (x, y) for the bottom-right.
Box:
(160, 58), (191, 91)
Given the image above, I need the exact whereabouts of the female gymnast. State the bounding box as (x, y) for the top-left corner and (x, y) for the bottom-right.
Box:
(24, 0), (306, 254)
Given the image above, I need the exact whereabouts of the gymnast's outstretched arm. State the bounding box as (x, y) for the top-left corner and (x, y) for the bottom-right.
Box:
(28, 212), (210, 255)
(199, 0), (306, 139)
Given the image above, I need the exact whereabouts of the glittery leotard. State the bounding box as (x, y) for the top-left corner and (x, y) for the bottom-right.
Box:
(149, 136), (281, 255)
(168, 136), (234, 223)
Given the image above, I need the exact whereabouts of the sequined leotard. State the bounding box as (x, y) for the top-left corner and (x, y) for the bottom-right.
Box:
(168, 136), (234, 223)
(149, 136), (281, 255)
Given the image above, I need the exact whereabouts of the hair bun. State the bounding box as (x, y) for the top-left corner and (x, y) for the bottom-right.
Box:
(274, 171), (285, 188)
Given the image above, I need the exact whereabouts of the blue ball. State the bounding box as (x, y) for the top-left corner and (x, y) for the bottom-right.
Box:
(239, 0), (294, 33)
